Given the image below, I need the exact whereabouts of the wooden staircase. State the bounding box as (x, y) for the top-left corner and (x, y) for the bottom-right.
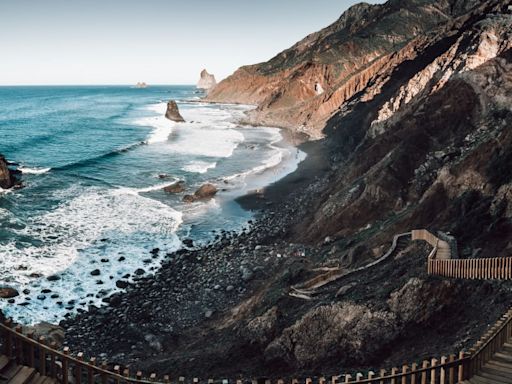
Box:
(0, 355), (55, 384)
(462, 339), (512, 384)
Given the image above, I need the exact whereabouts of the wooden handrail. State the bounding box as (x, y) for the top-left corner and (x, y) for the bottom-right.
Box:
(428, 257), (512, 280)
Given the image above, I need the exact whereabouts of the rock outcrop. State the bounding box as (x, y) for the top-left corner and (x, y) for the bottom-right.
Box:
(197, 69), (217, 91)
(165, 100), (185, 123)
(183, 183), (218, 203)
(0, 154), (20, 189)
(163, 181), (185, 194)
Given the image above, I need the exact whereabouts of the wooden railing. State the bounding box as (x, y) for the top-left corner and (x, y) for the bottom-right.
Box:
(428, 257), (512, 279)
(411, 230), (452, 259)
(0, 317), (473, 384)
(467, 308), (512, 378)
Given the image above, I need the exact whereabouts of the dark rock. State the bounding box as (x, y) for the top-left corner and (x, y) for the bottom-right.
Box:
(182, 184), (218, 203)
(90, 269), (101, 276)
(165, 100), (185, 123)
(0, 287), (19, 299)
(164, 181), (185, 194)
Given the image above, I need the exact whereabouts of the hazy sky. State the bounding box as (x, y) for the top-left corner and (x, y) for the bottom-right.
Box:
(0, 0), (386, 85)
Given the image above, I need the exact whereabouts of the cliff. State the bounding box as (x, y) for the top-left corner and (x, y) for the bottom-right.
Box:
(207, 0), (486, 138)
(197, 69), (217, 91)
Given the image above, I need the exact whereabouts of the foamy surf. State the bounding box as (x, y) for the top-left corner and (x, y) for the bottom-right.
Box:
(183, 161), (217, 174)
(0, 186), (182, 324)
(133, 102), (176, 144)
(19, 167), (51, 175)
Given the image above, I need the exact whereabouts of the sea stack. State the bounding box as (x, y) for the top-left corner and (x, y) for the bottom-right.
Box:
(165, 100), (185, 122)
(0, 154), (20, 189)
(197, 69), (217, 91)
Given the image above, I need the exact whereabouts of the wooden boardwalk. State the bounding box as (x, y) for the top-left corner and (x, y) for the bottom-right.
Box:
(0, 355), (56, 384)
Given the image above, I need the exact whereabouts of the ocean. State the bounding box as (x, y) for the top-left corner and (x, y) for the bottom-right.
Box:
(0, 85), (305, 324)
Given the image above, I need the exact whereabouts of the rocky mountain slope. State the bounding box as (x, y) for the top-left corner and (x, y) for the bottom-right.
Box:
(63, 0), (512, 379)
(207, 0), (485, 138)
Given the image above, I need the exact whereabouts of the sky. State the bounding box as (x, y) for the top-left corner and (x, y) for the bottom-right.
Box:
(0, 0), (386, 85)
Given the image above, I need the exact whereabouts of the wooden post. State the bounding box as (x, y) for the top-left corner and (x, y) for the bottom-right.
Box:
(4, 320), (14, 358)
(114, 365), (121, 384)
(440, 356), (447, 384)
(76, 352), (84, 384)
(88, 357), (96, 384)
(368, 372), (375, 381)
(50, 342), (57, 378)
(421, 361), (428, 384)
(355, 373), (363, 382)
(151, 373), (158, 381)
(38, 336), (47, 376)
(27, 332), (35, 368)
(457, 351), (465, 382)
(164, 375), (170, 383)
(15, 325), (23, 365)
(390, 367), (398, 384)
(136, 371), (143, 381)
(448, 355), (455, 384)
(344, 374), (352, 383)
(401, 365), (408, 384)
(62, 346), (70, 384)
(411, 363), (417, 384)
(379, 369), (386, 384)
(430, 359), (437, 384)
(101, 361), (108, 384)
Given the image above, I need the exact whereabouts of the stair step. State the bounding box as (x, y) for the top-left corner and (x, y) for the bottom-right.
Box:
(487, 360), (512, 373)
(0, 356), (10, 372)
(474, 370), (512, 384)
(2, 365), (22, 382)
(8, 366), (36, 384)
(481, 365), (512, 380)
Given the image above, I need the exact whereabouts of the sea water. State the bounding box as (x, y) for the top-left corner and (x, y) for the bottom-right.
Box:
(0, 85), (306, 324)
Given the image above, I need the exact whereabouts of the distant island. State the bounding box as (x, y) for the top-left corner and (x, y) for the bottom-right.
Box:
(134, 82), (148, 88)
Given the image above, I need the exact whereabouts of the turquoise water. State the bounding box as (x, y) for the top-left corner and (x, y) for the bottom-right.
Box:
(0, 85), (304, 324)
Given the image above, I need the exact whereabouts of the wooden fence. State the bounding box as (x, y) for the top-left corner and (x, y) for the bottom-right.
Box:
(428, 257), (512, 280)
(1, 318), (472, 384)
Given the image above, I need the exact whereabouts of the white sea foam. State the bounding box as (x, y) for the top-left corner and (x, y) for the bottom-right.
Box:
(182, 161), (217, 174)
(113, 180), (180, 196)
(133, 102), (176, 144)
(19, 167), (51, 175)
(0, 187), (182, 324)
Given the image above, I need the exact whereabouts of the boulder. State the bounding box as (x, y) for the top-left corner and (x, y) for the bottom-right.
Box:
(182, 183), (218, 203)
(245, 306), (279, 345)
(163, 181), (185, 194)
(23, 322), (65, 347)
(264, 302), (397, 368)
(165, 100), (185, 123)
(197, 69), (217, 90)
(388, 277), (456, 324)
(0, 287), (19, 299)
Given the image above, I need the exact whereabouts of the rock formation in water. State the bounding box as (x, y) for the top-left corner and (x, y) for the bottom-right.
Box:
(135, 82), (148, 88)
(0, 154), (20, 189)
(183, 183), (218, 202)
(165, 100), (185, 122)
(197, 69), (217, 91)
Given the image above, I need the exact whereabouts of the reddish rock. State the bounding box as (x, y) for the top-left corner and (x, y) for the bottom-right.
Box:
(164, 181), (185, 194)
(165, 100), (185, 123)
(0, 287), (19, 299)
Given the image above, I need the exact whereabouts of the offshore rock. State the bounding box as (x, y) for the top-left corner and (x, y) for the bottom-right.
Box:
(165, 100), (185, 123)
(197, 69), (217, 90)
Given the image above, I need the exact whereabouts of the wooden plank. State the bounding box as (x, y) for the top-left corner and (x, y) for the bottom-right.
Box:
(8, 366), (36, 384)
(0, 355), (10, 371)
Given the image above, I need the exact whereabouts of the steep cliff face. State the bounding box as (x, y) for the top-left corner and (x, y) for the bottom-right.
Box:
(295, 0), (512, 252)
(197, 69), (217, 91)
(207, 0), (483, 138)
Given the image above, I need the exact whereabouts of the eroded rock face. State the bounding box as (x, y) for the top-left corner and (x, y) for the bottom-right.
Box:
(197, 69), (217, 91)
(207, 0), (480, 138)
(388, 278), (457, 324)
(265, 302), (398, 368)
(165, 100), (185, 123)
(245, 306), (279, 345)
